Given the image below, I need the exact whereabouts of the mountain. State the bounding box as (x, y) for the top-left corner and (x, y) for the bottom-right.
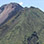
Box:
(0, 3), (44, 44)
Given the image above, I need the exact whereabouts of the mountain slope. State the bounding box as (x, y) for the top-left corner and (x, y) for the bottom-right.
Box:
(0, 3), (44, 44)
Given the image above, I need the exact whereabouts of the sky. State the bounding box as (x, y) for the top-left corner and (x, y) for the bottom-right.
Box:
(0, 0), (44, 11)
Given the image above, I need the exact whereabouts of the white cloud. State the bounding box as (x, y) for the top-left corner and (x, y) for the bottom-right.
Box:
(19, 2), (23, 5)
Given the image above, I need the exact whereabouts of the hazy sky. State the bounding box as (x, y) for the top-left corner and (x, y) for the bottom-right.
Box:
(0, 0), (44, 11)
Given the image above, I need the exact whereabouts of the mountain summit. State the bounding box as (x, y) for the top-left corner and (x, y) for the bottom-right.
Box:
(0, 2), (44, 44)
(0, 3), (23, 24)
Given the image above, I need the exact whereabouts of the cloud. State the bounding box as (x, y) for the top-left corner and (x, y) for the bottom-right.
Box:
(19, 2), (23, 5)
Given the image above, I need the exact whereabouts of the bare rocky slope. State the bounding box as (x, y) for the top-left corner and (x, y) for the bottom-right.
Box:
(0, 3), (23, 24)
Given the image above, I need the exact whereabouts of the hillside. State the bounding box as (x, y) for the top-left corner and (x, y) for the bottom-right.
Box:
(0, 3), (44, 44)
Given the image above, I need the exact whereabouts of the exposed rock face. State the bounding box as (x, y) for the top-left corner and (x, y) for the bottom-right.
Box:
(0, 3), (23, 24)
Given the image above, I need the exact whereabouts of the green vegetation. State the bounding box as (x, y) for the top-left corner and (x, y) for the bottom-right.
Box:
(0, 7), (44, 44)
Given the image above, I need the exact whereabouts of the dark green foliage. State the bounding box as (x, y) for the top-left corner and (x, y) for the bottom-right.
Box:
(27, 31), (39, 44)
